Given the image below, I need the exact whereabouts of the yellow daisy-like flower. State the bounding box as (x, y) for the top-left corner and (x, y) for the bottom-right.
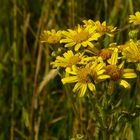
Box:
(118, 41), (131, 53)
(40, 29), (62, 44)
(122, 39), (140, 71)
(122, 40), (140, 62)
(62, 62), (110, 97)
(60, 25), (101, 51)
(51, 50), (85, 70)
(129, 11), (140, 25)
(106, 48), (137, 88)
(83, 20), (116, 36)
(94, 21), (117, 36)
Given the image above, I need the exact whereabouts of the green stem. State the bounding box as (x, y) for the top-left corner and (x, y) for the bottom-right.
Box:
(103, 130), (110, 140)
(64, 85), (88, 137)
(11, 0), (18, 139)
(129, 0), (133, 14)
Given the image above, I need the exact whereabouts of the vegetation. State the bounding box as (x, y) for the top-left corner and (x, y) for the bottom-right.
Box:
(0, 0), (140, 140)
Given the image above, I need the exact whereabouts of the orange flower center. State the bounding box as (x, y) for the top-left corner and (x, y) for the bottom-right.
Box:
(99, 49), (112, 60)
(77, 66), (97, 83)
(105, 65), (122, 81)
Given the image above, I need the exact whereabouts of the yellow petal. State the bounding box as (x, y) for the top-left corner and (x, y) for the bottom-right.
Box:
(118, 61), (124, 69)
(65, 42), (76, 47)
(67, 29), (75, 34)
(63, 51), (73, 58)
(63, 30), (74, 37)
(75, 44), (81, 51)
(90, 33), (101, 41)
(72, 65), (78, 72)
(97, 69), (106, 75)
(109, 48), (118, 65)
(77, 24), (82, 32)
(79, 84), (87, 97)
(82, 42), (88, 47)
(88, 83), (96, 91)
(73, 83), (81, 92)
(130, 40), (139, 52)
(98, 75), (110, 80)
(67, 50), (74, 56)
(102, 21), (106, 26)
(65, 67), (77, 75)
(122, 73), (137, 78)
(88, 26), (96, 33)
(123, 68), (135, 73)
(61, 76), (78, 84)
(92, 61), (98, 68)
(87, 41), (94, 48)
(135, 11), (140, 17)
(95, 63), (105, 71)
(119, 79), (130, 88)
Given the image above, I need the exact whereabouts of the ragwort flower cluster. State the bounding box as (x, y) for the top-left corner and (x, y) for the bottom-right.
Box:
(40, 13), (140, 97)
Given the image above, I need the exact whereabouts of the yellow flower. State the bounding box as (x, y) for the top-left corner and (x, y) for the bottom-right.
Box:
(83, 20), (116, 36)
(62, 62), (110, 97)
(106, 48), (137, 88)
(129, 11), (140, 25)
(118, 41), (131, 53)
(122, 39), (140, 71)
(60, 25), (101, 51)
(51, 50), (85, 70)
(122, 40), (140, 62)
(40, 29), (62, 44)
(94, 21), (117, 36)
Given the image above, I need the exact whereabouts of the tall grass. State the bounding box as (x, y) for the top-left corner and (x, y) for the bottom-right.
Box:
(0, 0), (140, 139)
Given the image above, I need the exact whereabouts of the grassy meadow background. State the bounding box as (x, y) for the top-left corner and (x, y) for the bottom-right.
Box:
(0, 0), (140, 139)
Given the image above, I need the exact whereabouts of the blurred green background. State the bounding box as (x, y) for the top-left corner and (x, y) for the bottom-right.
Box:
(0, 0), (140, 139)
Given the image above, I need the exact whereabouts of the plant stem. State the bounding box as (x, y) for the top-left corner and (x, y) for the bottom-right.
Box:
(11, 0), (18, 139)
(103, 130), (110, 140)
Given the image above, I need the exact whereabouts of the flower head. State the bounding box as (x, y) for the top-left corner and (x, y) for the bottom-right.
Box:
(94, 21), (117, 36)
(122, 40), (140, 62)
(122, 39), (140, 71)
(60, 25), (101, 51)
(51, 50), (85, 70)
(40, 29), (62, 44)
(83, 20), (116, 37)
(106, 48), (137, 88)
(98, 48), (113, 60)
(62, 62), (110, 97)
(129, 11), (140, 25)
(118, 41), (131, 53)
